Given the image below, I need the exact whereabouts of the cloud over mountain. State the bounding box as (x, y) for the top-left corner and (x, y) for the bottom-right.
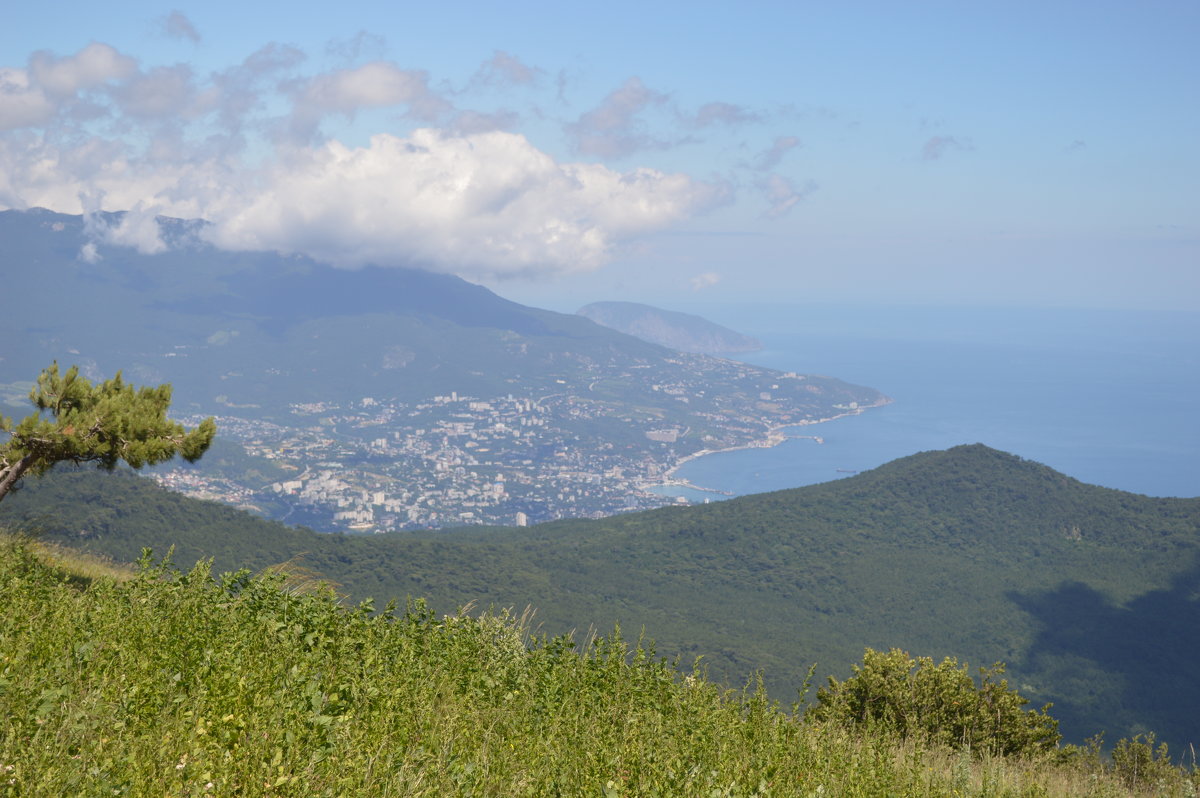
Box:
(208, 129), (722, 277)
(0, 43), (724, 279)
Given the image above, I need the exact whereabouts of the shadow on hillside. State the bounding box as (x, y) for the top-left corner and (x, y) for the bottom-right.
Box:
(1009, 556), (1200, 749)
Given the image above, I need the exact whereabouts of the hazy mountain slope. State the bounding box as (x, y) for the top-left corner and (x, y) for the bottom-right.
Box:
(1, 209), (804, 412)
(5, 444), (1198, 747)
(578, 300), (762, 353)
(4, 208), (886, 527)
(3, 208), (659, 407)
(4, 212), (879, 449)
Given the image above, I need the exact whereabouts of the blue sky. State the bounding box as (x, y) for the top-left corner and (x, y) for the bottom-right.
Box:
(2, 1), (1197, 310)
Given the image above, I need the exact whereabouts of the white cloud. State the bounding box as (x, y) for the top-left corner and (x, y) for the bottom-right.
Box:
(208, 129), (722, 278)
(0, 134), (208, 214)
(0, 42), (725, 281)
(208, 43), (306, 133)
(28, 43), (136, 96)
(449, 109), (520, 135)
(78, 241), (101, 263)
(753, 135), (800, 171)
(921, 135), (972, 161)
(0, 69), (55, 130)
(470, 51), (539, 88)
(0, 126), (722, 278)
(686, 102), (760, 128)
(78, 192), (107, 261)
(111, 65), (197, 119)
(758, 174), (817, 218)
(76, 196), (167, 259)
(161, 11), (201, 44)
(566, 77), (671, 158)
(238, 42), (307, 79)
(292, 61), (450, 133)
(690, 271), (721, 291)
(106, 203), (167, 254)
(0, 43), (141, 133)
(325, 31), (388, 62)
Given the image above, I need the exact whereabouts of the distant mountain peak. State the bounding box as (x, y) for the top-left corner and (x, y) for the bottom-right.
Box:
(577, 301), (762, 354)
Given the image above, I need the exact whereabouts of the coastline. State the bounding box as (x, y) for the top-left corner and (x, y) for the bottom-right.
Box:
(647, 399), (892, 498)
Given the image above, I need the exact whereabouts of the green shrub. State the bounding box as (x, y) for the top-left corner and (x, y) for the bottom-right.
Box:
(807, 647), (1061, 757)
(1110, 732), (1191, 792)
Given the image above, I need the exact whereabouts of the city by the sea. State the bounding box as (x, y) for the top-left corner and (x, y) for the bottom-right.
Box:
(652, 305), (1200, 502)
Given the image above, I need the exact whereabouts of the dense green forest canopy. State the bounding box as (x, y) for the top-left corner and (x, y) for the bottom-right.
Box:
(3, 444), (1198, 750)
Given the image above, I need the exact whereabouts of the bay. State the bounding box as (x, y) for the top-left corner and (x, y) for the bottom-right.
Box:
(659, 305), (1200, 500)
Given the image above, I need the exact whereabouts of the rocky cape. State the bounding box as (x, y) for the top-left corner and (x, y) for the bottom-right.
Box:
(577, 301), (763, 355)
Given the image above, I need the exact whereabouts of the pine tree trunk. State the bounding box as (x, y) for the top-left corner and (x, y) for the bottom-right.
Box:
(0, 455), (34, 504)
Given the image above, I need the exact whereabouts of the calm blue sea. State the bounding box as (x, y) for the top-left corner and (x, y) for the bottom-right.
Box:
(654, 305), (1200, 501)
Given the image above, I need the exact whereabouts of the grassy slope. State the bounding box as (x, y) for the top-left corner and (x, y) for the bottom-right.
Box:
(2, 535), (1192, 797)
(4, 445), (1198, 747)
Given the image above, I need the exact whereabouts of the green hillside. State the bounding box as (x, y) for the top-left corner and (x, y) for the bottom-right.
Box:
(7, 536), (1200, 796)
(4, 445), (1198, 749)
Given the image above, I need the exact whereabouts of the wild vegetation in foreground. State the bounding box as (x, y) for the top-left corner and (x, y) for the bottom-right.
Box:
(10, 445), (1200, 748)
(1, 535), (1195, 797)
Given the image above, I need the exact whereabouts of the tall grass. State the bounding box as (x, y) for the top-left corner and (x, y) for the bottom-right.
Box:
(11, 535), (134, 586)
(0, 534), (1193, 796)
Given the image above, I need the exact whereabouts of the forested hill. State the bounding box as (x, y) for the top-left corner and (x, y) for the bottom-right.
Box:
(3, 443), (1198, 748)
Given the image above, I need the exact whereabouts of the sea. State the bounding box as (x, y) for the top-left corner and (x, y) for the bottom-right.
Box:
(650, 305), (1200, 502)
